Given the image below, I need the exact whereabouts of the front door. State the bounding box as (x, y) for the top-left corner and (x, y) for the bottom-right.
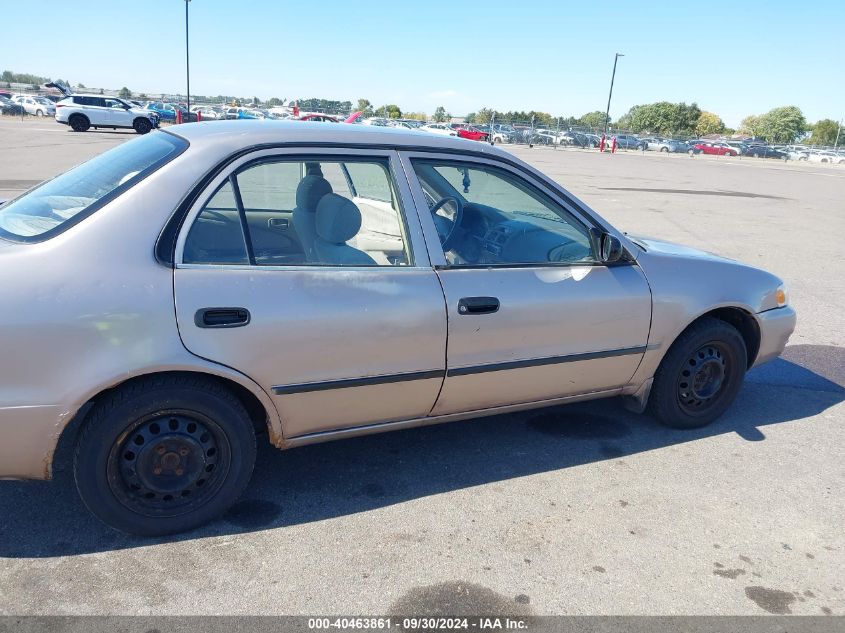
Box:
(173, 149), (447, 439)
(402, 154), (652, 415)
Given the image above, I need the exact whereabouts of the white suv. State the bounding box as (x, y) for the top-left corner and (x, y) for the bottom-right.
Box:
(55, 94), (159, 134)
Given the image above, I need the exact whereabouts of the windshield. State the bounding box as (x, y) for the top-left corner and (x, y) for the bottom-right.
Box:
(0, 132), (187, 242)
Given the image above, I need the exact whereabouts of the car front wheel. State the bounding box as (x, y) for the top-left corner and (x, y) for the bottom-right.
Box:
(74, 375), (257, 536)
(648, 317), (747, 429)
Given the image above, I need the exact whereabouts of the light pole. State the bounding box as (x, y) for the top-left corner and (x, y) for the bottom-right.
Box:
(604, 53), (624, 136)
(184, 0), (191, 112)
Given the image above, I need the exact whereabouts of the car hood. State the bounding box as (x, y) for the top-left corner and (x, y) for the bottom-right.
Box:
(629, 235), (737, 263)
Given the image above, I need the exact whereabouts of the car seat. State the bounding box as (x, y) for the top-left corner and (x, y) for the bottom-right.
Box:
(292, 162), (332, 262)
(314, 194), (377, 266)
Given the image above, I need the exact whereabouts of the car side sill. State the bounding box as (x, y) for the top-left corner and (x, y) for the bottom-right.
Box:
(282, 387), (624, 448)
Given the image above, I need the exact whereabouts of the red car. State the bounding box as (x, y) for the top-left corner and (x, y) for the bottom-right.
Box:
(455, 126), (489, 142)
(297, 113), (339, 123)
(692, 142), (737, 156)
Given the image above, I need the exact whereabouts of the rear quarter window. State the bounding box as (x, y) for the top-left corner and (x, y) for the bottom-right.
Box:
(0, 132), (188, 242)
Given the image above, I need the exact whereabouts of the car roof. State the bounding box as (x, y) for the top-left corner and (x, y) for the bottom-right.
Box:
(167, 119), (512, 157)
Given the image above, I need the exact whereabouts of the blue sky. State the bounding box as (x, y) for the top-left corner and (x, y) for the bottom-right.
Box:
(3, 0), (843, 126)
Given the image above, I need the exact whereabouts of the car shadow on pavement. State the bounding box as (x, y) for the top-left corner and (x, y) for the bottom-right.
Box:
(0, 344), (842, 558)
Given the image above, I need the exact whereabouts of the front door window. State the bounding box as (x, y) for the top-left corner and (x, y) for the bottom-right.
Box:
(410, 160), (595, 267)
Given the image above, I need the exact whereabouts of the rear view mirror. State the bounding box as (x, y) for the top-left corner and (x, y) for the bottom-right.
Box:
(600, 233), (624, 263)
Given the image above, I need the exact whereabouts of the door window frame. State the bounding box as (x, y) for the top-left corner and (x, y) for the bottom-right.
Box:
(175, 147), (432, 270)
(398, 151), (624, 269)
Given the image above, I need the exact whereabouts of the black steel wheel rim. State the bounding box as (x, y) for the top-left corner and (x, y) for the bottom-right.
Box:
(107, 410), (231, 518)
(676, 342), (731, 415)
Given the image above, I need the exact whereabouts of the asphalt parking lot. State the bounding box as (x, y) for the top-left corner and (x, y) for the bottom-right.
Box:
(0, 117), (843, 616)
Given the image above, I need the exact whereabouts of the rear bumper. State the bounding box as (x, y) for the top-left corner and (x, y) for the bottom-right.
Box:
(753, 306), (797, 367)
(0, 405), (65, 480)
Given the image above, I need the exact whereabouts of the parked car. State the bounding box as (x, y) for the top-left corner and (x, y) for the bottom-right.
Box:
(421, 123), (458, 136)
(643, 138), (689, 153)
(490, 124), (516, 144)
(0, 121), (795, 535)
(56, 94), (159, 133)
(806, 151), (845, 164)
(190, 106), (224, 120)
(0, 95), (25, 116)
(145, 102), (196, 122)
(13, 95), (55, 117)
(455, 126), (489, 142)
(742, 145), (788, 160)
(690, 142), (738, 156)
(297, 113), (339, 123)
(784, 148), (809, 161)
(613, 134), (646, 150)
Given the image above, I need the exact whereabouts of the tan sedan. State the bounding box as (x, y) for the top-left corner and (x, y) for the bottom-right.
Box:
(0, 122), (796, 535)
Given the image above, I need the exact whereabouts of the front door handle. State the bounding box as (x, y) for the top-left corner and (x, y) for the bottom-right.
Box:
(458, 296), (500, 315)
(268, 217), (289, 230)
(194, 307), (251, 328)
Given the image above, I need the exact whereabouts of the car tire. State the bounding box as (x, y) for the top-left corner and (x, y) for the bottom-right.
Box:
(688, 149), (695, 156)
(35, 109), (44, 117)
(753, 152), (760, 158)
(69, 114), (90, 132)
(648, 317), (747, 430)
(74, 374), (257, 536)
(660, 147), (669, 152)
(133, 118), (153, 134)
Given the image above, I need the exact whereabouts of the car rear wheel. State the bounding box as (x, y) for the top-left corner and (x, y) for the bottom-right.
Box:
(648, 317), (747, 429)
(133, 118), (153, 134)
(688, 149), (694, 156)
(69, 114), (90, 132)
(660, 147), (669, 152)
(35, 109), (44, 117)
(74, 375), (257, 536)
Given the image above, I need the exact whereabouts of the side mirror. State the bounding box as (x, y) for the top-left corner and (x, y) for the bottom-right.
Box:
(600, 233), (624, 264)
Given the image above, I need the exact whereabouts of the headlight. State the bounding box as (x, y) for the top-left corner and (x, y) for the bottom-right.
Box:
(775, 284), (788, 307)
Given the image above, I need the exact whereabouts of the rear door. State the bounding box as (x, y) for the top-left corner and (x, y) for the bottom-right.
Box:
(173, 148), (447, 439)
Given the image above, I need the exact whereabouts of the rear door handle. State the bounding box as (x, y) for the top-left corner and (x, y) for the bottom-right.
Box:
(458, 296), (500, 315)
(194, 307), (251, 328)
(268, 217), (289, 230)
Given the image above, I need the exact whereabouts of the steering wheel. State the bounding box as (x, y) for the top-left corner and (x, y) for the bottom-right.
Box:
(429, 196), (464, 252)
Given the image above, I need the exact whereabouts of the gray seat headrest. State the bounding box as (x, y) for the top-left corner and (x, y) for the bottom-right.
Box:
(295, 174), (332, 211)
(316, 194), (362, 244)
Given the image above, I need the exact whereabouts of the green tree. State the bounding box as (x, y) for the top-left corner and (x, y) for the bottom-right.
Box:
(433, 106), (448, 122)
(138, 93), (147, 100)
(739, 114), (762, 137)
(757, 106), (807, 143)
(98, 88), (104, 95)
(77, 82), (86, 89)
(464, 112), (476, 124)
(267, 97), (284, 107)
(619, 101), (702, 135)
(578, 111), (607, 129)
(695, 111), (725, 136)
(356, 98), (374, 116)
(474, 107), (496, 124)
(118, 87), (132, 99)
(375, 104), (402, 118)
(808, 119), (841, 146)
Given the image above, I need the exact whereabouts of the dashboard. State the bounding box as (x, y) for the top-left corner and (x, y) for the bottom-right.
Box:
(447, 203), (594, 266)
